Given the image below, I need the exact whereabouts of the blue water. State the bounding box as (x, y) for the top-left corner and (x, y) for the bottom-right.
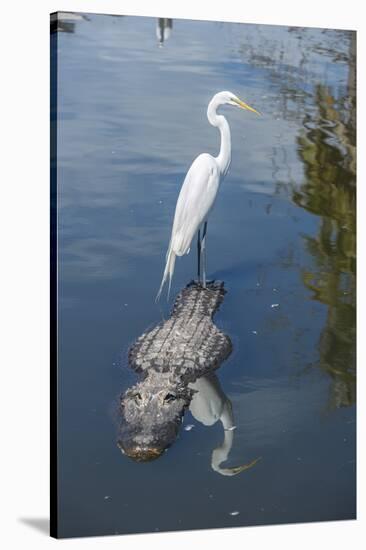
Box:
(53, 13), (356, 538)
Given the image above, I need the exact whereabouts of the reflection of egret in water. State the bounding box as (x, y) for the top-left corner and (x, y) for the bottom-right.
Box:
(293, 33), (356, 408)
(117, 373), (260, 476)
(189, 374), (261, 476)
(156, 18), (173, 47)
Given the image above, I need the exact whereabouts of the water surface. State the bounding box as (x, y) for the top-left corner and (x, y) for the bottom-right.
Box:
(52, 13), (356, 538)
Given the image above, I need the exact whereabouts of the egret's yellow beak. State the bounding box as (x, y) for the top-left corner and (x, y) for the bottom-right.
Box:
(233, 97), (261, 115)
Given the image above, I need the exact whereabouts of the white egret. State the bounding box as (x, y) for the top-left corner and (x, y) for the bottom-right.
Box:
(156, 91), (260, 301)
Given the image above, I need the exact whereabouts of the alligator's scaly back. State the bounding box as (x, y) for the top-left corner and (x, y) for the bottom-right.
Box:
(128, 281), (232, 381)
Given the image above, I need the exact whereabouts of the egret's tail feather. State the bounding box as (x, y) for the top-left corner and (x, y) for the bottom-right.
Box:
(156, 248), (176, 302)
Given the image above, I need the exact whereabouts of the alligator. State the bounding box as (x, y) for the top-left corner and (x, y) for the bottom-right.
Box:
(117, 280), (232, 461)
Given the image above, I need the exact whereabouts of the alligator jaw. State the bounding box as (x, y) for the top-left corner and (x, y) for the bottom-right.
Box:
(118, 443), (163, 462)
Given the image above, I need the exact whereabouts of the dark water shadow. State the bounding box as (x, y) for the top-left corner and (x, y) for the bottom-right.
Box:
(18, 517), (49, 536)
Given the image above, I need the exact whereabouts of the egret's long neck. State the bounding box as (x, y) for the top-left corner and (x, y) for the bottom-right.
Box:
(207, 100), (231, 176)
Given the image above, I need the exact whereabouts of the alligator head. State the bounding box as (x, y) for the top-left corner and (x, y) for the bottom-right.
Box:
(117, 371), (192, 461)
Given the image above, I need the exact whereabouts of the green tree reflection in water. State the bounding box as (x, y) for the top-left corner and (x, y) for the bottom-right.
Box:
(293, 33), (356, 409)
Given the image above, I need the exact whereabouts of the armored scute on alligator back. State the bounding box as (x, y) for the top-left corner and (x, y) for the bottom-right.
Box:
(118, 281), (232, 461)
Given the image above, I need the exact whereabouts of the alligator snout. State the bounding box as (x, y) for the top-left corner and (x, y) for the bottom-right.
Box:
(117, 422), (178, 463)
(118, 443), (163, 462)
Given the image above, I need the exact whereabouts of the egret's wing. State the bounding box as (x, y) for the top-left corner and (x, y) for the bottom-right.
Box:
(156, 154), (220, 301)
(171, 154), (219, 256)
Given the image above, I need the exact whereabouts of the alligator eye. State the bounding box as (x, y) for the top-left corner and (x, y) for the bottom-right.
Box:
(134, 392), (142, 403)
(164, 393), (176, 403)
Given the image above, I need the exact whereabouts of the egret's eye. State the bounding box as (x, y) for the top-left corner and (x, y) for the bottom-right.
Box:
(164, 393), (176, 403)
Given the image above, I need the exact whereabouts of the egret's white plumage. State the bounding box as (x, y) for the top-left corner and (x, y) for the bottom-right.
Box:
(156, 91), (259, 301)
(170, 153), (220, 256)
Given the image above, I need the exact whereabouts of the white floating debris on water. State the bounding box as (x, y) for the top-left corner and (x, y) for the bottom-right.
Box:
(225, 426), (237, 431)
(124, 303), (128, 307)
(184, 424), (195, 431)
(272, 288), (278, 292)
(158, 200), (163, 204)
(256, 282), (261, 287)
(104, 495), (111, 500)
(251, 330), (258, 335)
(271, 303), (280, 308)
(229, 511), (240, 516)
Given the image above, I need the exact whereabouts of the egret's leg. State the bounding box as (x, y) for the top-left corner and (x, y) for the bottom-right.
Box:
(201, 222), (208, 289)
(197, 229), (201, 283)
